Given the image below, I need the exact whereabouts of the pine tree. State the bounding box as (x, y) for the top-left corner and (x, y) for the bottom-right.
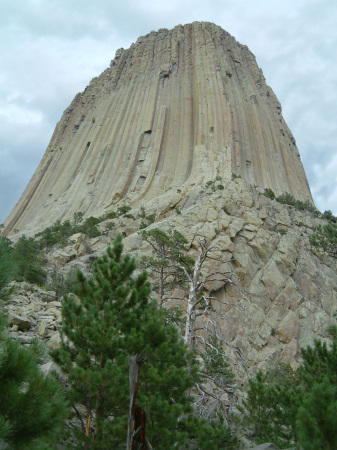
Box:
(0, 313), (68, 449)
(53, 234), (238, 448)
(11, 235), (47, 285)
(239, 365), (301, 447)
(240, 328), (337, 447)
(296, 378), (337, 449)
(299, 327), (337, 387)
(52, 234), (198, 448)
(140, 227), (193, 306)
(239, 371), (274, 442)
(0, 236), (14, 300)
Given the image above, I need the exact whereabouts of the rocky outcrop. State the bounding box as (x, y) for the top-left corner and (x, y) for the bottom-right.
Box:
(4, 282), (63, 349)
(6, 180), (336, 381)
(3, 22), (312, 236)
(115, 179), (335, 378)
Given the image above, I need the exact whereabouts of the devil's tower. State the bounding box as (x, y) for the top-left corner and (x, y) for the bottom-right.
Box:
(4, 22), (337, 384)
(4, 22), (312, 235)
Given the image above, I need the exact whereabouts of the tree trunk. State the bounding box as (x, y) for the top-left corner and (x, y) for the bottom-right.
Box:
(127, 355), (149, 449)
(127, 356), (139, 449)
(184, 249), (203, 351)
(158, 266), (164, 307)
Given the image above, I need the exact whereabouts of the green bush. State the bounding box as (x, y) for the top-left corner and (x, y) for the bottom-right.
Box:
(36, 215), (100, 248)
(263, 188), (275, 200)
(80, 216), (101, 238)
(240, 327), (337, 448)
(310, 222), (337, 258)
(117, 204), (131, 216)
(73, 211), (83, 225)
(276, 192), (297, 206)
(100, 210), (118, 221)
(105, 221), (115, 230)
(138, 211), (156, 230)
(0, 237), (14, 299)
(273, 192), (320, 216)
(232, 173), (241, 179)
(35, 220), (77, 248)
(323, 210), (337, 223)
(139, 221), (148, 230)
(11, 236), (47, 286)
(138, 206), (146, 219)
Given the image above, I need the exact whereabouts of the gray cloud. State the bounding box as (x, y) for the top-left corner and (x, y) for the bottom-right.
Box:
(1, 0), (337, 223)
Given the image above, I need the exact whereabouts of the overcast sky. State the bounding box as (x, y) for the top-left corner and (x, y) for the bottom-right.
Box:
(1, 0), (336, 223)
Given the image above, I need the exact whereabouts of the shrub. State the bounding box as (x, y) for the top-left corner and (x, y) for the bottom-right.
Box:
(80, 217), (101, 238)
(139, 221), (148, 230)
(73, 211), (83, 225)
(310, 222), (337, 258)
(138, 212), (156, 230)
(117, 205), (131, 216)
(263, 188), (276, 200)
(0, 237), (14, 299)
(35, 220), (77, 248)
(100, 210), (118, 221)
(273, 192), (320, 216)
(276, 192), (296, 206)
(11, 236), (47, 286)
(105, 221), (115, 230)
(323, 210), (337, 223)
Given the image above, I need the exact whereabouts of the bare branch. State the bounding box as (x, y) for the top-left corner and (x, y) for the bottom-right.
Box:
(71, 403), (86, 434)
(195, 382), (218, 400)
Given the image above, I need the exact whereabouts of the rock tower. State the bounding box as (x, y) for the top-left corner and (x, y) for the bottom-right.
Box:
(4, 22), (312, 235)
(3, 23), (337, 381)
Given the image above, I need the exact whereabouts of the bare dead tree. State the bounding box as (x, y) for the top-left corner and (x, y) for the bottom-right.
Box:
(173, 237), (247, 417)
(139, 229), (247, 418)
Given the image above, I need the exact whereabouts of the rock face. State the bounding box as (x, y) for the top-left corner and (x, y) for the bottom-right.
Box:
(117, 180), (336, 376)
(6, 180), (337, 380)
(3, 22), (312, 236)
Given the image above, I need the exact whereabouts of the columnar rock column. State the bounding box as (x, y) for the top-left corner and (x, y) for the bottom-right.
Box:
(4, 22), (312, 235)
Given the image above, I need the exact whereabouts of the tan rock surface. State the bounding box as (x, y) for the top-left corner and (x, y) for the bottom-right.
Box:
(3, 22), (312, 236)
